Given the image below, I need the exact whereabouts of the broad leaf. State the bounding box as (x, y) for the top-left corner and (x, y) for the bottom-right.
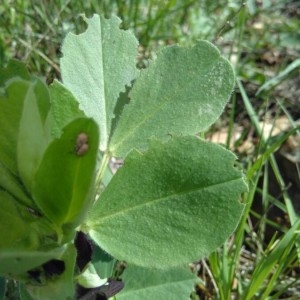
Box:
(33, 118), (99, 229)
(87, 136), (247, 268)
(48, 80), (85, 138)
(61, 14), (139, 150)
(109, 41), (235, 157)
(118, 265), (198, 300)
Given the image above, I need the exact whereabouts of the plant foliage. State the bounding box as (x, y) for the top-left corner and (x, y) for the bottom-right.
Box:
(0, 14), (247, 299)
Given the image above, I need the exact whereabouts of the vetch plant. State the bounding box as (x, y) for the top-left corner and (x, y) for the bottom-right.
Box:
(0, 14), (247, 299)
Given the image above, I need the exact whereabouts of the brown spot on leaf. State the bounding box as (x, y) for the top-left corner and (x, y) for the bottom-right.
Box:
(75, 132), (89, 156)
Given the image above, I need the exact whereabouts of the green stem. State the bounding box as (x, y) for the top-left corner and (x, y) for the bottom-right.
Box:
(95, 151), (111, 198)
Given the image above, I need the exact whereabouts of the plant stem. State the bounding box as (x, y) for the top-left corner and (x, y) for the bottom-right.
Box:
(95, 151), (111, 198)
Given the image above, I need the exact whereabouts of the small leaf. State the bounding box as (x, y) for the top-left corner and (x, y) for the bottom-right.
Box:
(19, 284), (34, 300)
(17, 77), (51, 193)
(109, 41), (235, 157)
(33, 118), (99, 229)
(0, 79), (28, 175)
(0, 246), (66, 277)
(118, 265), (198, 300)
(87, 136), (247, 268)
(92, 245), (116, 279)
(49, 80), (85, 138)
(61, 14), (139, 150)
(0, 61), (42, 175)
(0, 60), (31, 85)
(0, 161), (33, 207)
(0, 189), (58, 256)
(0, 190), (30, 249)
(23, 244), (76, 300)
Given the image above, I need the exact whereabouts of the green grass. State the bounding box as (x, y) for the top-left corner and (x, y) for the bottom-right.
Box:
(0, 0), (246, 77)
(1, 0), (300, 299)
(204, 79), (300, 299)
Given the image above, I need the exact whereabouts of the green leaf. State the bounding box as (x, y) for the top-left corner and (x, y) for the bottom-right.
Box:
(61, 14), (139, 150)
(0, 61), (51, 206)
(0, 78), (28, 175)
(109, 41), (235, 157)
(87, 136), (247, 268)
(19, 284), (33, 300)
(23, 244), (76, 300)
(17, 76), (51, 194)
(48, 80), (85, 138)
(0, 60), (31, 85)
(0, 190), (61, 276)
(0, 61), (44, 176)
(118, 265), (198, 300)
(0, 246), (66, 277)
(0, 190), (31, 249)
(0, 161), (33, 207)
(33, 118), (99, 229)
(92, 245), (116, 279)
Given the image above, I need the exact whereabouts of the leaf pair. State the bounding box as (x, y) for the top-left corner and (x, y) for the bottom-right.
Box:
(61, 14), (235, 158)
(60, 14), (247, 270)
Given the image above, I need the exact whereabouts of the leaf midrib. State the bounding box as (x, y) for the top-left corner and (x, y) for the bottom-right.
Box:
(92, 175), (242, 225)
